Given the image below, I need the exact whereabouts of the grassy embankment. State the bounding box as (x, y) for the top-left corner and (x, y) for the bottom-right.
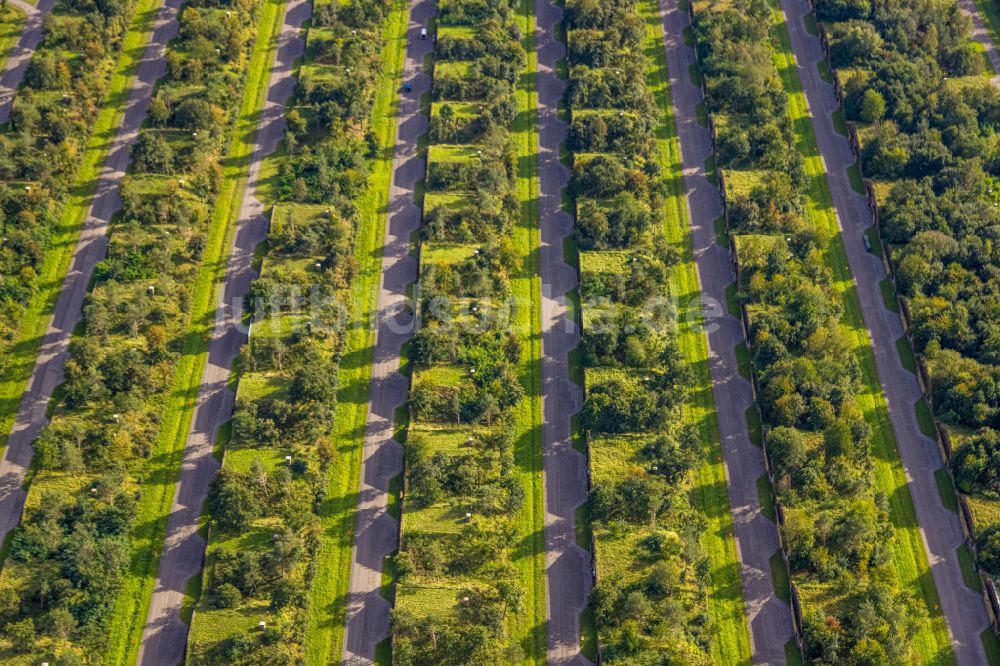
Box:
(769, 4), (954, 663)
(640, 0), (752, 661)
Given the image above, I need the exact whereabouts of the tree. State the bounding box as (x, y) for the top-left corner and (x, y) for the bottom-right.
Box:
(6, 617), (35, 652)
(207, 469), (260, 531)
(858, 89), (886, 124)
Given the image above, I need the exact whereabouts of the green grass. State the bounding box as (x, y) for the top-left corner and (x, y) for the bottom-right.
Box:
(101, 1), (289, 662)
(579, 603), (598, 662)
(770, 551), (789, 603)
(770, 7), (955, 663)
(714, 216), (728, 246)
(983, 628), (1000, 666)
(746, 406), (762, 447)
(863, 225), (880, 255)
(786, 639), (805, 666)
(0, 4), (26, 74)
(934, 467), (959, 513)
(758, 475), (775, 522)
(958, 544), (982, 592)
(735, 342), (751, 380)
(509, 0), (546, 657)
(915, 398), (936, 438)
(304, 2), (410, 662)
(832, 108), (847, 136)
(880, 277), (900, 314)
(642, 1), (751, 660)
(848, 164), (865, 194)
(896, 336), (917, 373)
(0, 0), (165, 453)
(725, 282), (739, 316)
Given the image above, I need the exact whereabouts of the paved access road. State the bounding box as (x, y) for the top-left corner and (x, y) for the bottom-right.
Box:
(0, 0), (184, 553)
(778, 0), (990, 662)
(533, 0), (593, 664)
(136, 0), (310, 663)
(341, 1), (433, 663)
(0, 0), (55, 123)
(658, 0), (795, 663)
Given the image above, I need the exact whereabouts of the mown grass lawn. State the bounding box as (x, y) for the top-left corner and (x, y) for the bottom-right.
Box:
(304, 1), (409, 662)
(770, 6), (954, 664)
(511, 0), (545, 660)
(642, 1), (752, 662)
(102, 1), (288, 662)
(0, 4), (26, 74)
(0, 0), (164, 454)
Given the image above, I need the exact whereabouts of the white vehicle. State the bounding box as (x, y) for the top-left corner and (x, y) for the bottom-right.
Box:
(420, 27), (428, 40)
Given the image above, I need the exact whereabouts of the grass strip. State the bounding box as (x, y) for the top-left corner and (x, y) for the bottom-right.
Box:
(511, 0), (545, 658)
(896, 336), (917, 373)
(0, 3), (26, 74)
(958, 544), (983, 592)
(758, 475), (776, 522)
(746, 406), (763, 447)
(880, 278), (900, 313)
(643, 1), (751, 661)
(934, 467), (959, 513)
(770, 551), (790, 603)
(304, 2), (409, 662)
(102, 1), (287, 662)
(0, 0), (164, 451)
(983, 628), (1000, 666)
(771, 6), (955, 663)
(916, 398), (936, 438)
(735, 341), (751, 380)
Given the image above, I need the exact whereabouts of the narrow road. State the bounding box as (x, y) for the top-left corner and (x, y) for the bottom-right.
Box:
(0, 0), (183, 549)
(533, 0), (593, 664)
(0, 0), (55, 123)
(658, 0), (794, 663)
(340, 1), (433, 663)
(778, 0), (990, 662)
(957, 0), (1000, 84)
(136, 0), (309, 663)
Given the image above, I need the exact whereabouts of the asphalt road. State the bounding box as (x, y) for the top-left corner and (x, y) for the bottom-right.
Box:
(778, 0), (991, 662)
(135, 0), (310, 663)
(957, 0), (1000, 85)
(658, 1), (795, 663)
(0, 0), (183, 554)
(533, 0), (593, 664)
(0, 0), (55, 124)
(341, 1), (433, 663)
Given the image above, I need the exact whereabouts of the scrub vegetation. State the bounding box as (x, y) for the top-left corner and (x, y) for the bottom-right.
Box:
(691, 0), (953, 662)
(565, 0), (749, 662)
(389, 0), (545, 663)
(0, 0), (273, 661)
(185, 0), (404, 663)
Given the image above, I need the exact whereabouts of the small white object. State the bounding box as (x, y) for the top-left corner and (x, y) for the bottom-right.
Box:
(315, 262), (322, 269)
(465, 512), (472, 519)
(258, 620), (266, 630)
(285, 455), (292, 464)
(24, 186), (29, 192)
(148, 285), (155, 295)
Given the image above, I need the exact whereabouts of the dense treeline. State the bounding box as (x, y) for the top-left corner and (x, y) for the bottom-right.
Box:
(566, 0), (719, 661)
(818, 0), (1000, 574)
(187, 0), (395, 662)
(0, 0), (265, 660)
(0, 0), (144, 379)
(389, 1), (529, 662)
(693, 0), (926, 662)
